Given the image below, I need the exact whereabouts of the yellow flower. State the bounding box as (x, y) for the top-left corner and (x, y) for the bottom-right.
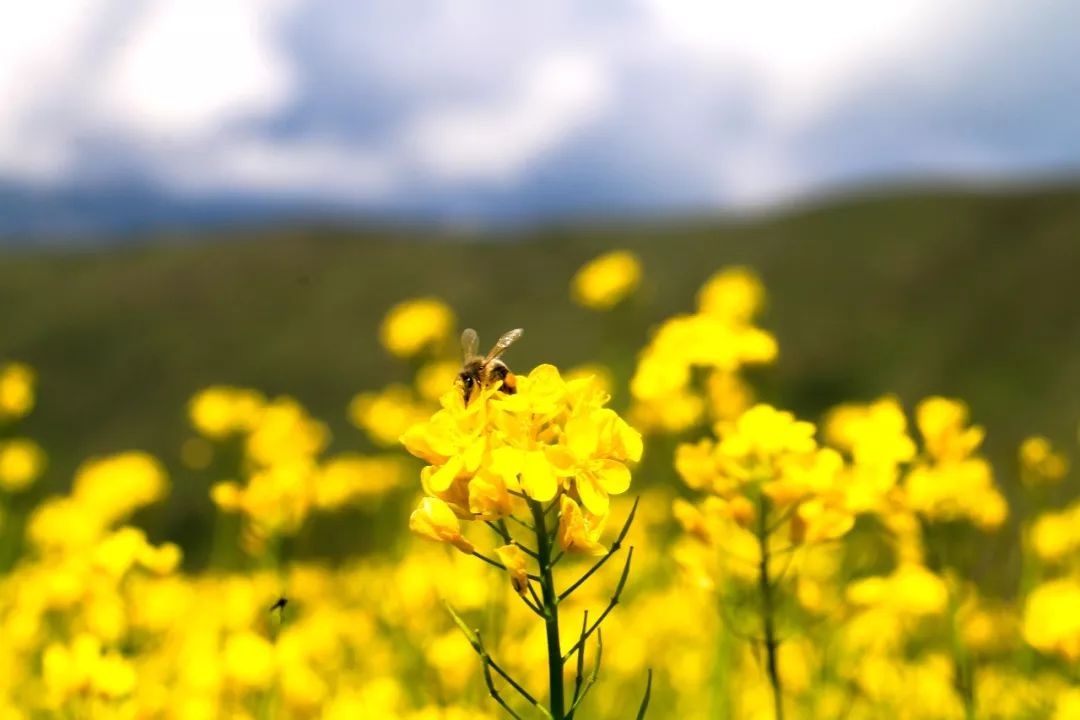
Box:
(557, 496), (605, 555)
(704, 403), (818, 496)
(73, 452), (168, 528)
(916, 396), (984, 462)
(0, 438), (45, 491)
(549, 408), (640, 515)
(92, 652), (136, 699)
(696, 266), (765, 323)
(792, 497), (854, 544)
(489, 447), (557, 503)
(1030, 504), (1080, 562)
(564, 364), (614, 400)
(314, 454), (405, 509)
(351, 385), (433, 448)
(401, 386), (491, 490)
(847, 564), (948, 617)
(380, 297), (455, 358)
(494, 544), (529, 595)
(43, 634), (101, 701)
(1020, 435), (1069, 486)
(188, 386), (265, 439)
(223, 631), (276, 689)
(826, 396), (916, 468)
(570, 250), (642, 310)
(904, 457), (1007, 529)
(246, 396), (328, 467)
(410, 496), (475, 554)
(0, 362), (35, 421)
(94, 526), (150, 577)
(959, 600), (1016, 655)
(211, 480), (243, 512)
(1024, 579), (1080, 660)
(416, 360), (462, 403)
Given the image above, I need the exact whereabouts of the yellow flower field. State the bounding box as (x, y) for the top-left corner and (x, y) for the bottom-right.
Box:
(0, 254), (1077, 720)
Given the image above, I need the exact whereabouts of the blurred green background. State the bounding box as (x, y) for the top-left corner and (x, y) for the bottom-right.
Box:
(4, 184), (1079, 566)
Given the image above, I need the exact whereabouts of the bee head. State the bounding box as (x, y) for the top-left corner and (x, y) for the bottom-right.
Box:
(459, 369), (478, 403)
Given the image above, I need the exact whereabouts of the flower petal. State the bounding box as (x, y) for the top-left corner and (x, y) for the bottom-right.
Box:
(521, 450), (558, 502)
(594, 459), (631, 495)
(575, 472), (609, 515)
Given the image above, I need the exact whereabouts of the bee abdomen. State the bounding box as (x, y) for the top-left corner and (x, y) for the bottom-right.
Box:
(489, 364), (517, 394)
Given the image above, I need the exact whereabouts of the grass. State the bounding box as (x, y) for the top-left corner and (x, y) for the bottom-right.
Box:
(3, 182), (1080, 568)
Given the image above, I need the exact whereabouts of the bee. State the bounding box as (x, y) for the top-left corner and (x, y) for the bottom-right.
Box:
(459, 327), (523, 404)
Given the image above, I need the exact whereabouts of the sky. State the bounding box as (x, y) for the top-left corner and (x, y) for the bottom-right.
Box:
(1, 0), (1079, 230)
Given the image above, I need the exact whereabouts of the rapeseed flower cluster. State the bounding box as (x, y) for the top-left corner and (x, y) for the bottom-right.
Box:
(2, 258), (1080, 720)
(630, 267), (776, 433)
(403, 364), (641, 551)
(190, 386), (407, 554)
(402, 359), (648, 718)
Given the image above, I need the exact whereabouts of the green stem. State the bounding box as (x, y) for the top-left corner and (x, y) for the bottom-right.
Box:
(756, 496), (784, 720)
(529, 499), (566, 720)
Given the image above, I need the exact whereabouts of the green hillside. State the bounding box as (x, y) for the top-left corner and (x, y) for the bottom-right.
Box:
(3, 183), (1080, 561)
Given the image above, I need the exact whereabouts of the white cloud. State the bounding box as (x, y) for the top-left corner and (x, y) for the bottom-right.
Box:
(0, 0), (1077, 226)
(97, 0), (297, 137)
(0, 1), (103, 179)
(166, 138), (397, 201)
(407, 51), (613, 183)
(643, 0), (971, 124)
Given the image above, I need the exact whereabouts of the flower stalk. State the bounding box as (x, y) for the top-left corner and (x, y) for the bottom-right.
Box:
(756, 494), (784, 720)
(529, 498), (567, 719)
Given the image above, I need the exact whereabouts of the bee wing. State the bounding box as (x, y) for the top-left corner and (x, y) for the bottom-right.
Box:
(461, 328), (480, 362)
(484, 328), (523, 364)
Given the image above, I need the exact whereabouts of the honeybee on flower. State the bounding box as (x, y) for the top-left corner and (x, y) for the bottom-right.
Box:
(401, 329), (649, 718)
(457, 327), (523, 404)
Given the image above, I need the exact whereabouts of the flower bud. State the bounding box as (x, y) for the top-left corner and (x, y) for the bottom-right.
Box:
(409, 497), (475, 554)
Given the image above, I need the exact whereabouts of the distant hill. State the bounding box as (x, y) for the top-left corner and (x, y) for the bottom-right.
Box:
(3, 183), (1079, 563)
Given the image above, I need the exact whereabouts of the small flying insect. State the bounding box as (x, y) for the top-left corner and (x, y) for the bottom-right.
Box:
(459, 327), (523, 404)
(269, 596), (288, 613)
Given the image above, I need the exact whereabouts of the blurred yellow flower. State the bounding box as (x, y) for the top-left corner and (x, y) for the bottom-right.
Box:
(903, 396), (1008, 530)
(246, 396), (328, 467)
(350, 384), (432, 447)
(629, 266), (776, 437)
(1020, 435), (1069, 486)
(826, 396), (916, 468)
(92, 651), (137, 699)
(223, 631), (275, 689)
(73, 452), (168, 528)
(847, 564), (948, 617)
(571, 250), (642, 310)
(189, 386), (265, 439)
(1024, 579), (1080, 660)
(314, 454), (406, 509)
(916, 396), (984, 463)
(1029, 503), (1080, 562)
(380, 297), (455, 358)
(697, 266), (765, 322)
(416, 359), (462, 403)
(0, 362), (35, 421)
(0, 438), (45, 491)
